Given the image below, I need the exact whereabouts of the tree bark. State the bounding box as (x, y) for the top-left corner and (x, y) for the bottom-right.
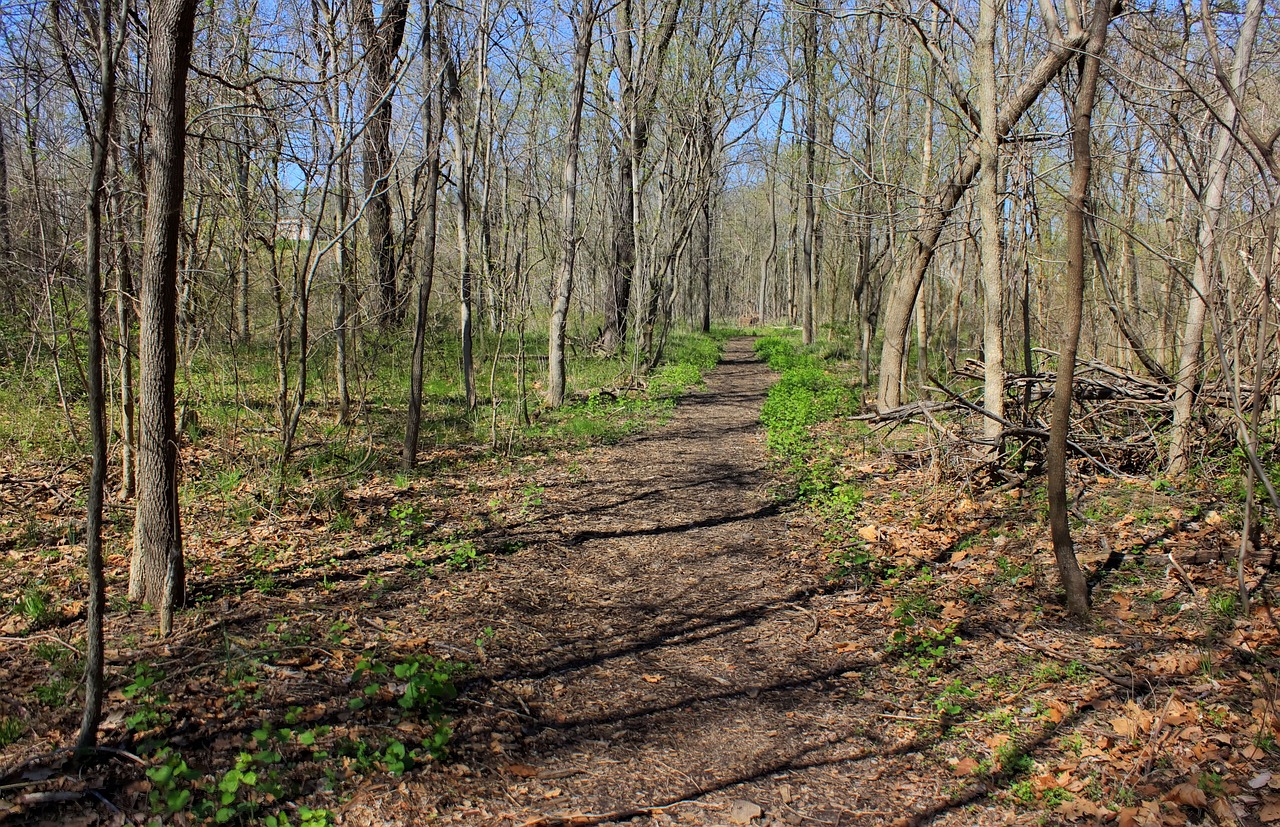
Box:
(355, 0), (409, 327)
(548, 0), (596, 407)
(76, 0), (124, 751)
(1047, 0), (1110, 621)
(404, 9), (442, 469)
(1167, 0), (1261, 474)
(601, 0), (683, 352)
(799, 0), (818, 345)
(0, 117), (11, 257)
(876, 25), (1088, 411)
(130, 0), (198, 635)
(976, 0), (1004, 453)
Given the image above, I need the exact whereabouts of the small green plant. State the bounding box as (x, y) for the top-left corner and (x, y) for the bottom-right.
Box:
(350, 654), (465, 714)
(995, 740), (1033, 776)
(146, 748), (198, 815)
(17, 587), (51, 626)
(995, 556), (1035, 585)
(887, 624), (962, 668)
(1061, 733), (1085, 756)
(1198, 771), (1226, 797)
(348, 654), (465, 760)
(1209, 590), (1240, 621)
(264, 806), (333, 827)
(328, 619), (351, 643)
(442, 539), (480, 571)
(519, 483), (545, 513)
(32, 675), (74, 705)
(933, 679), (976, 717)
(123, 662), (172, 732)
(828, 543), (886, 585)
(215, 468), (245, 494)
(1009, 778), (1036, 804)
(0, 716), (24, 746)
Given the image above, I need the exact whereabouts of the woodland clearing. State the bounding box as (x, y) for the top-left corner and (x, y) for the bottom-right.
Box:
(1, 336), (1276, 827)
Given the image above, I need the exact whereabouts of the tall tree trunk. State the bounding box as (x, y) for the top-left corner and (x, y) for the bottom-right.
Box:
(548, 0), (596, 407)
(113, 162), (136, 501)
(453, 91), (476, 410)
(699, 193), (712, 333)
(76, 0), (124, 751)
(234, 143), (252, 344)
(355, 0), (409, 326)
(601, 0), (683, 353)
(131, 0), (198, 635)
(977, 0), (1004, 452)
(404, 11), (442, 469)
(0, 118), (11, 257)
(1167, 0), (1261, 474)
(876, 26), (1088, 411)
(1048, 0), (1110, 620)
(799, 1), (818, 345)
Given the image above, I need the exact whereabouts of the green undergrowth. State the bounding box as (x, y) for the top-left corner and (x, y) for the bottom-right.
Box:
(756, 336), (860, 500)
(518, 330), (726, 447)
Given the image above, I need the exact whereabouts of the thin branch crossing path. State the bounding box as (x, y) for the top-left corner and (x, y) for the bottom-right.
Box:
(378, 338), (987, 825)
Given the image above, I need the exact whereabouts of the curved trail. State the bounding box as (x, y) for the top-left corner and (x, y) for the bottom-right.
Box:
(355, 338), (987, 826)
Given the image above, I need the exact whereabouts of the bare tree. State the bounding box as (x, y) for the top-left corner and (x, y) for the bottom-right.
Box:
(547, 0), (598, 407)
(404, 0), (445, 468)
(1047, 0), (1111, 620)
(130, 0), (200, 634)
(875, 7), (1090, 412)
(975, 0), (1003, 453)
(601, 0), (684, 352)
(1167, 0), (1263, 474)
(354, 0), (410, 326)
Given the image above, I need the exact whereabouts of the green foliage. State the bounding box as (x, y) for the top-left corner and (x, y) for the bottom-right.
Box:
(0, 716), (23, 747)
(139, 735), (335, 826)
(648, 362), (703, 399)
(1209, 589), (1240, 621)
(146, 748), (198, 814)
(755, 337), (857, 498)
(123, 662), (172, 732)
(828, 542), (887, 586)
(933, 679), (976, 717)
(995, 556), (1035, 585)
(264, 807), (333, 827)
(17, 587), (51, 626)
(441, 538), (480, 571)
(348, 654), (464, 761)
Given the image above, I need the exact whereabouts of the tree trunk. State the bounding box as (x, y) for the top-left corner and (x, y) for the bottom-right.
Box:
(0, 117), (11, 257)
(404, 13), (442, 469)
(1047, 0), (1110, 621)
(799, 2), (818, 346)
(977, 0), (1004, 453)
(454, 92), (476, 410)
(76, 0), (123, 750)
(1167, 0), (1261, 474)
(355, 0), (409, 327)
(547, 0), (596, 407)
(114, 177), (136, 500)
(601, 0), (683, 353)
(876, 26), (1088, 411)
(131, 0), (198, 635)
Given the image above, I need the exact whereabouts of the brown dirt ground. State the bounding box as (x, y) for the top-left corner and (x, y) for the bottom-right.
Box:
(343, 337), (1002, 826)
(5, 337), (1273, 826)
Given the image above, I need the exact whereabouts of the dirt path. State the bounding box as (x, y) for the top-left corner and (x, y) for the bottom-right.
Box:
(347, 339), (994, 826)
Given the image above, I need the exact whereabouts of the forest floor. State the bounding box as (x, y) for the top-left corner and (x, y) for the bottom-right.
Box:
(2, 336), (1279, 826)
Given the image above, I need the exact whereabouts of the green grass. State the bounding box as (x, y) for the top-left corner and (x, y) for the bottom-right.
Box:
(1, 320), (727, 521)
